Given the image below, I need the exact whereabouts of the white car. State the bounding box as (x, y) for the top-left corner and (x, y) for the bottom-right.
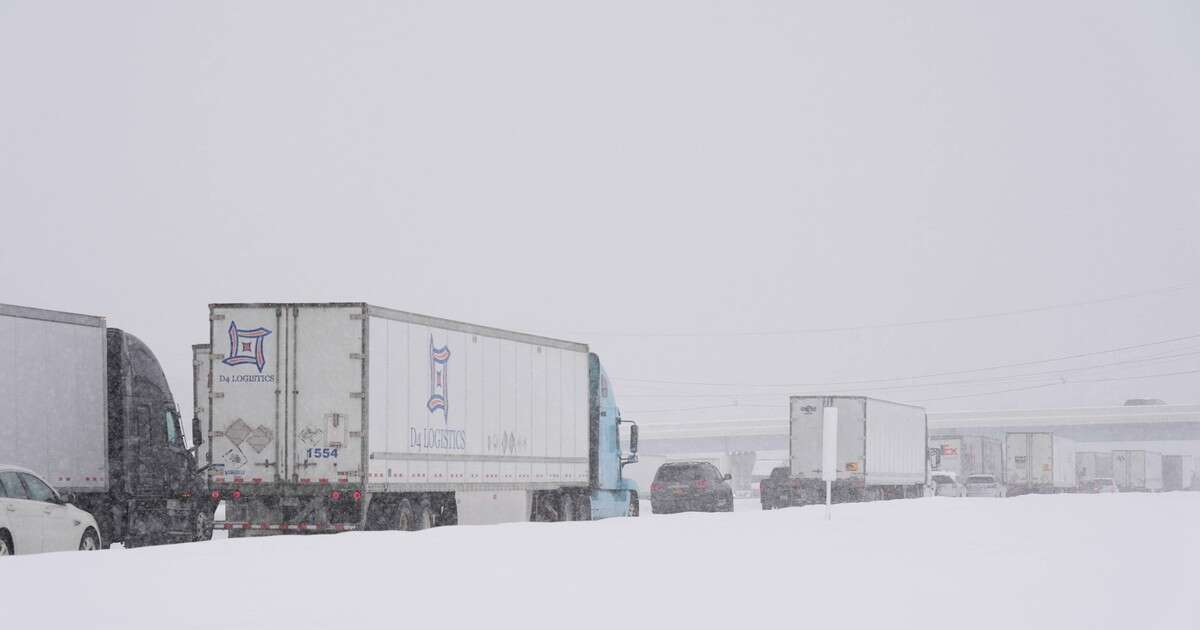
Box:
(0, 465), (102, 556)
(929, 472), (966, 497)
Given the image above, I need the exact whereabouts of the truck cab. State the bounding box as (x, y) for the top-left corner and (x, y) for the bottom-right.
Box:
(588, 354), (640, 518)
(90, 329), (209, 546)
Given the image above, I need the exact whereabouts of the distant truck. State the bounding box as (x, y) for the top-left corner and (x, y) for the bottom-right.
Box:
(760, 396), (927, 509)
(0, 304), (210, 547)
(1162, 455), (1197, 491)
(198, 303), (640, 534)
(1076, 452), (1114, 486)
(1005, 433), (1076, 494)
(1111, 450), (1163, 492)
(929, 435), (1003, 481)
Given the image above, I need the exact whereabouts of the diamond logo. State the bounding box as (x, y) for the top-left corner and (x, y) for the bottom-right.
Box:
(225, 419), (252, 446)
(246, 425), (274, 454)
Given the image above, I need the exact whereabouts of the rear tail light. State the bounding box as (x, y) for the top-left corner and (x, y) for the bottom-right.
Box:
(330, 490), (342, 501)
(231, 489), (242, 500)
(694, 479), (709, 489)
(210, 490), (220, 500)
(651, 483), (664, 492)
(352, 490), (362, 502)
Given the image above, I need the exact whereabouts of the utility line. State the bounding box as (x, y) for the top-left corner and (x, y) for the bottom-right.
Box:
(569, 281), (1197, 338)
(613, 332), (1200, 389)
(617, 347), (1200, 398)
(624, 367), (1200, 413)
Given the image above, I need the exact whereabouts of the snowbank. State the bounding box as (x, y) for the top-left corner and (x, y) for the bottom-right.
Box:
(2, 493), (1196, 630)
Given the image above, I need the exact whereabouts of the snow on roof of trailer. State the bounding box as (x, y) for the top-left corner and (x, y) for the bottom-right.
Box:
(208, 302), (587, 353)
(0, 303), (105, 327)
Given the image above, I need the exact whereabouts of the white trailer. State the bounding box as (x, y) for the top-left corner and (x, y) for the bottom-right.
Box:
(203, 303), (638, 534)
(776, 396), (926, 505)
(1005, 433), (1075, 493)
(1076, 451), (1114, 484)
(929, 435), (1004, 481)
(0, 305), (107, 493)
(1112, 450), (1163, 492)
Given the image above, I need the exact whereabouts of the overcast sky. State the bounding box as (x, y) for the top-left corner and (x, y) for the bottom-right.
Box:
(2, 1), (1198, 426)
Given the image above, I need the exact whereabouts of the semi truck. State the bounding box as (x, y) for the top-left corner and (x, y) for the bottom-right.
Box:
(1162, 455), (1196, 491)
(760, 396), (927, 509)
(928, 435), (1003, 481)
(1005, 432), (1076, 494)
(0, 303), (210, 547)
(1111, 450), (1163, 492)
(198, 302), (640, 534)
(1076, 451), (1114, 485)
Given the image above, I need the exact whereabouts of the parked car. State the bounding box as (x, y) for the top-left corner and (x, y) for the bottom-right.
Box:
(650, 462), (734, 514)
(929, 472), (965, 497)
(0, 465), (102, 556)
(964, 474), (1006, 497)
(1081, 477), (1120, 494)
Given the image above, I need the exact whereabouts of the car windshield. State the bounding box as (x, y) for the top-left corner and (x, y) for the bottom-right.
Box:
(967, 476), (995, 484)
(655, 465), (707, 483)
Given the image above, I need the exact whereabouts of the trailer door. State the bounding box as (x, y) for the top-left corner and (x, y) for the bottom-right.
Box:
(1006, 434), (1030, 486)
(1030, 433), (1053, 486)
(209, 306), (285, 484)
(287, 305), (365, 485)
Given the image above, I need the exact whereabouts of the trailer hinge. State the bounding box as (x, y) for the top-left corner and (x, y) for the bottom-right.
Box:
(210, 314), (226, 321)
(350, 392), (365, 399)
(349, 431), (362, 438)
(349, 314), (365, 320)
(349, 353), (364, 360)
(212, 392), (225, 399)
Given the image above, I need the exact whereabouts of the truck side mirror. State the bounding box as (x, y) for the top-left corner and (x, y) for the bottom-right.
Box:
(629, 423), (638, 453)
(723, 473), (732, 481)
(192, 416), (204, 447)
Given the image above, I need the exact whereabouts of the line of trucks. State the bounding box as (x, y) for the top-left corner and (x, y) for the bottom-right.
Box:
(3, 302), (1196, 547)
(1, 302), (642, 546)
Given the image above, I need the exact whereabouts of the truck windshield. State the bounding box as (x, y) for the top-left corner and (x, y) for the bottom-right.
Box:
(165, 409), (181, 446)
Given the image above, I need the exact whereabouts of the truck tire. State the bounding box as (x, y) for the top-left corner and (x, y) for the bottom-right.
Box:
(395, 499), (417, 531)
(79, 528), (100, 551)
(0, 530), (12, 556)
(626, 492), (639, 517)
(415, 502), (434, 531)
(559, 493), (576, 522)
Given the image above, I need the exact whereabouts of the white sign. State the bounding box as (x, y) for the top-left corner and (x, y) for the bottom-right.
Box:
(822, 406), (838, 482)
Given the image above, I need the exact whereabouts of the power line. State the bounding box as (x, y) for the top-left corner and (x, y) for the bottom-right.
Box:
(568, 281), (1198, 338)
(613, 332), (1200, 389)
(913, 368), (1200, 403)
(625, 367), (1200, 413)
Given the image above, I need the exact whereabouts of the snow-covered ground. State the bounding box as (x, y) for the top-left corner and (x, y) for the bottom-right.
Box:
(3, 493), (1197, 629)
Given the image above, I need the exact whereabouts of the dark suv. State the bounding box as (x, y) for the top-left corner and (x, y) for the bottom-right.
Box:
(650, 462), (734, 514)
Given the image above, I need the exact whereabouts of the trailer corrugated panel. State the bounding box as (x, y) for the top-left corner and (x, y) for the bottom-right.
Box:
(1145, 451), (1163, 491)
(1007, 433), (1072, 489)
(790, 396), (925, 485)
(1051, 436), (1076, 488)
(0, 305), (108, 493)
(864, 398), (926, 485)
(365, 306), (589, 491)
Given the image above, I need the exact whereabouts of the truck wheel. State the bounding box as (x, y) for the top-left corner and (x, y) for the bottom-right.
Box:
(626, 492), (639, 517)
(395, 499), (416, 531)
(79, 528), (100, 551)
(559, 493), (576, 522)
(0, 530), (12, 556)
(194, 511), (213, 542)
(415, 502), (435, 531)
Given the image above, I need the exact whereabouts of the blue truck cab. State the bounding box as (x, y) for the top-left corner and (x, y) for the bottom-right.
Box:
(588, 353), (640, 518)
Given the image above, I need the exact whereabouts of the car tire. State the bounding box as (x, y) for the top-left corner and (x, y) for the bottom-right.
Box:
(79, 528), (100, 551)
